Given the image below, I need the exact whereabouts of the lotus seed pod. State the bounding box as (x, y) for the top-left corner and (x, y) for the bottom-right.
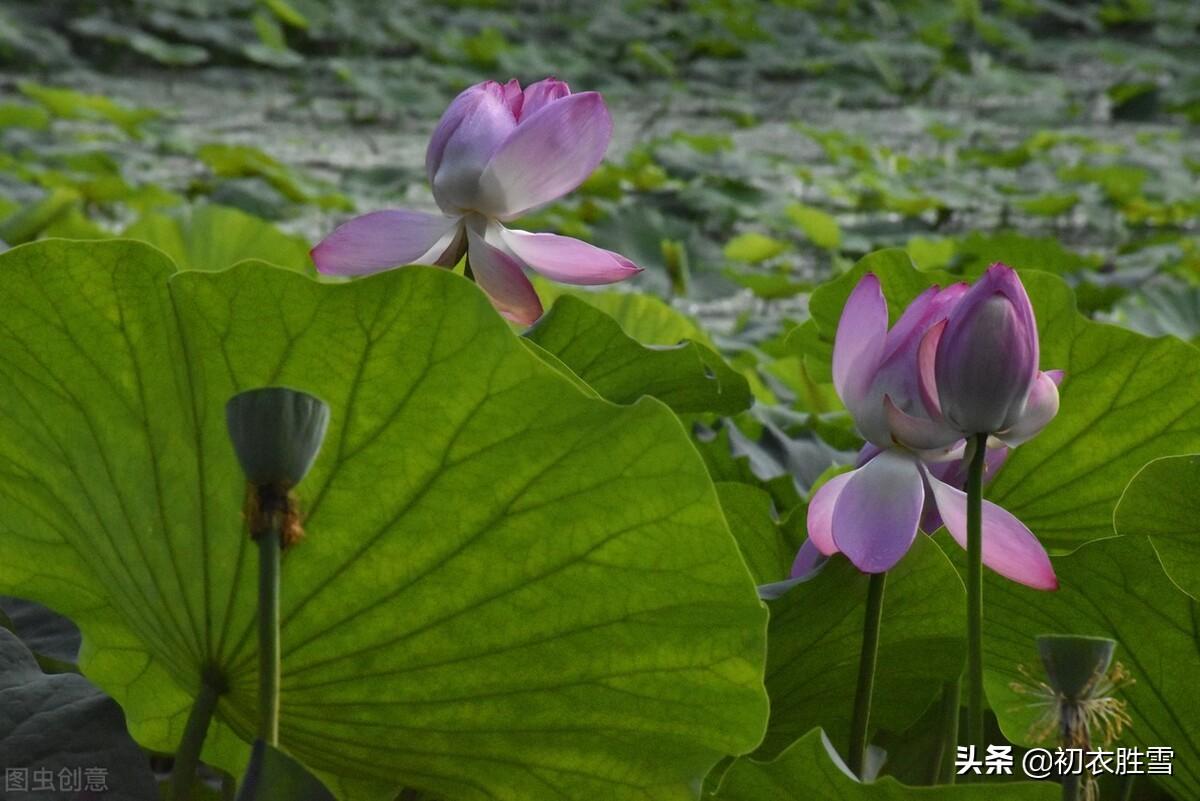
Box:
(226, 387), (330, 488)
(1036, 634), (1116, 701)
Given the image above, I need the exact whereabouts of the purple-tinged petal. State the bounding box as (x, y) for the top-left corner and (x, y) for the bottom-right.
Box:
(520, 77), (571, 118)
(878, 285), (939, 365)
(921, 445), (1009, 532)
(934, 264), (1040, 435)
(498, 226), (642, 285)
(917, 318), (945, 419)
(500, 78), (524, 119)
(465, 225), (543, 326)
(1046, 369), (1064, 386)
(426, 82), (512, 188)
(311, 210), (461, 276)
(475, 91), (613, 219)
(996, 370), (1061, 447)
(924, 468), (1057, 590)
(855, 442), (884, 468)
(884, 395), (961, 451)
(790, 538), (828, 580)
(806, 470), (854, 556)
(833, 274), (887, 419)
(430, 82), (518, 215)
(831, 450), (925, 573)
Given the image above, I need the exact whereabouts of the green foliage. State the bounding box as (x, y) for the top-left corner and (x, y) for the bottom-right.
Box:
(0, 628), (159, 799)
(525, 295), (752, 414)
(712, 728), (1056, 800)
(0, 239), (768, 801)
(981, 536), (1200, 800)
(758, 537), (965, 760)
(1115, 454), (1200, 598)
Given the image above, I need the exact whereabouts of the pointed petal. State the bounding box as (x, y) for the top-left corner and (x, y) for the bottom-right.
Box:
(806, 470), (854, 556)
(997, 370), (1061, 447)
(466, 226), (543, 326)
(884, 395), (961, 450)
(789, 539), (828, 580)
(500, 78), (524, 118)
(833, 274), (887, 414)
(475, 92), (613, 218)
(925, 470), (1057, 590)
(499, 226), (642, 285)
(917, 318), (946, 420)
(311, 210), (460, 276)
(520, 77), (571, 118)
(831, 450), (925, 573)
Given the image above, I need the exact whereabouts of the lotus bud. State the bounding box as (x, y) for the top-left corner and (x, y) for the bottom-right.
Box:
(933, 263), (1039, 435)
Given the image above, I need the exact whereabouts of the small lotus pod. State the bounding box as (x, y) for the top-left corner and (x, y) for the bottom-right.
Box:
(226, 387), (330, 488)
(1036, 634), (1116, 701)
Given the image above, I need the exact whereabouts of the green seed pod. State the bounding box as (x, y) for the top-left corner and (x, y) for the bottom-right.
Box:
(1036, 634), (1116, 701)
(226, 387), (330, 488)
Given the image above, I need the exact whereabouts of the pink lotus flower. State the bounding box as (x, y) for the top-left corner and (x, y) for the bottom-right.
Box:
(796, 272), (1058, 590)
(311, 78), (641, 325)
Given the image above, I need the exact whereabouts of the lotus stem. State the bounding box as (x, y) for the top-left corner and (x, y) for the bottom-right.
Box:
(966, 432), (988, 755)
(848, 570), (887, 778)
(168, 673), (223, 801)
(258, 501), (282, 746)
(933, 676), (961, 785)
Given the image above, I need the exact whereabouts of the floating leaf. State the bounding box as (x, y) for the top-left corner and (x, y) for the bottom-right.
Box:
(725, 232), (789, 263)
(785, 203), (841, 250)
(0, 239), (767, 801)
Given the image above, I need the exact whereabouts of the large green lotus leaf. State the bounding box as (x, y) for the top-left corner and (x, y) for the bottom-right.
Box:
(796, 251), (1200, 549)
(531, 278), (716, 348)
(712, 728), (1055, 800)
(122, 203), (315, 274)
(525, 295), (752, 414)
(0, 628), (159, 801)
(1114, 454), (1200, 599)
(982, 536), (1200, 800)
(0, 239), (768, 801)
(758, 535), (964, 760)
(714, 482), (798, 586)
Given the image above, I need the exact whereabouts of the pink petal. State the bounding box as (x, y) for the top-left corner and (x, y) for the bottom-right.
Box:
(499, 226), (642, 285)
(500, 78), (524, 118)
(426, 81), (513, 188)
(311, 210), (460, 276)
(465, 226), (543, 326)
(806, 471), (854, 556)
(883, 395), (960, 451)
(924, 469), (1057, 590)
(430, 83), (518, 214)
(520, 78), (571, 118)
(831, 450), (925, 573)
(917, 319), (945, 420)
(833, 274), (887, 417)
(996, 370), (1061, 448)
(475, 92), (613, 219)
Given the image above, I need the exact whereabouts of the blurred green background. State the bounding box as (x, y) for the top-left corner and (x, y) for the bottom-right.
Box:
(0, 0), (1197, 343)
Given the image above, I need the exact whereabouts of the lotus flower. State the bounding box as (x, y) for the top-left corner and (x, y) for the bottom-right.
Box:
(796, 273), (1057, 590)
(311, 78), (641, 325)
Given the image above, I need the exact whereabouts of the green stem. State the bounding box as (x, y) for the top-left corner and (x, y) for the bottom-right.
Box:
(1118, 774), (1136, 801)
(1059, 717), (1082, 801)
(258, 525), (281, 746)
(848, 571), (887, 779)
(965, 432), (988, 755)
(932, 676), (961, 785)
(167, 678), (221, 801)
